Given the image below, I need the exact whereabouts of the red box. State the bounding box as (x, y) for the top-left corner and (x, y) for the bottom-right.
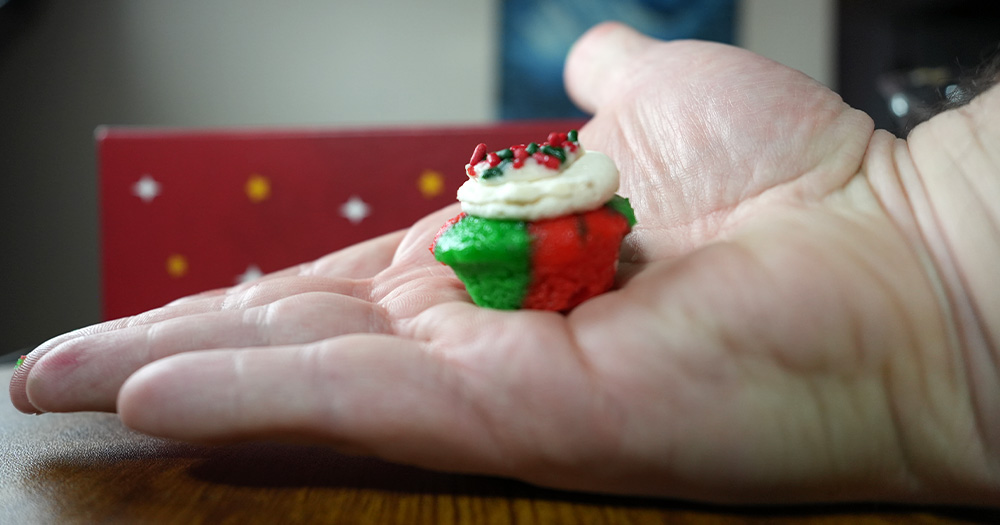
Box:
(97, 121), (585, 320)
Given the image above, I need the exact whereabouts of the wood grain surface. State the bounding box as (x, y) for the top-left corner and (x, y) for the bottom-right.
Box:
(1, 366), (995, 524)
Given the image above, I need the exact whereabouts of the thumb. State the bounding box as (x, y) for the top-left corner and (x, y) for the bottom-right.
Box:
(564, 22), (659, 114)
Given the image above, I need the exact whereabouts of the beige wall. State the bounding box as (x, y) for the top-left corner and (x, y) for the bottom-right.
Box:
(737, 0), (837, 87)
(100, 2), (499, 126)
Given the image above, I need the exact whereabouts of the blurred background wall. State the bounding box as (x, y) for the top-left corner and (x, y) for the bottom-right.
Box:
(0, 0), (852, 354)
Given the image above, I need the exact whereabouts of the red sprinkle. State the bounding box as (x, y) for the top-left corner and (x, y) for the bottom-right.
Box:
(470, 143), (487, 165)
(547, 132), (564, 147)
(512, 146), (529, 168)
(533, 152), (561, 170)
(487, 152), (501, 167)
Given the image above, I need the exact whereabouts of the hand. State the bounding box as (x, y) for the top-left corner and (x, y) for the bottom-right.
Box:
(11, 22), (999, 505)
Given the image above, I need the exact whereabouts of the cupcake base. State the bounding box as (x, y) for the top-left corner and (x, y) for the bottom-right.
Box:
(432, 196), (635, 311)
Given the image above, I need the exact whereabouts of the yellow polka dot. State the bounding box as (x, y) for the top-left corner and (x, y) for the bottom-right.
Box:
(166, 254), (188, 278)
(417, 169), (444, 199)
(245, 173), (271, 203)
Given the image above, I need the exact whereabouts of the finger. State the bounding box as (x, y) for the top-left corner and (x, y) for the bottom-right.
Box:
(9, 230), (407, 413)
(166, 228), (408, 306)
(9, 274), (368, 413)
(237, 228), (408, 287)
(390, 203), (461, 266)
(116, 336), (507, 473)
(9, 316), (161, 414)
(307, 228), (409, 278)
(22, 292), (389, 414)
(564, 22), (659, 114)
(118, 309), (628, 491)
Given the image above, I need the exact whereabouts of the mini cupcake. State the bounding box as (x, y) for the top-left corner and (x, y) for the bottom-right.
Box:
(431, 130), (635, 311)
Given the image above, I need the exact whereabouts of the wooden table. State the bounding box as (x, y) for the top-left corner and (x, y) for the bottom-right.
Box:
(1, 366), (995, 524)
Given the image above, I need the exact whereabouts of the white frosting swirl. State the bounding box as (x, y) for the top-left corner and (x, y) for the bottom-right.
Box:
(457, 150), (619, 221)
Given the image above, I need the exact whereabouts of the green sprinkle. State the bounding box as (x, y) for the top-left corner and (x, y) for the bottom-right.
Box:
(605, 194), (637, 227)
(540, 145), (566, 162)
(526, 142), (539, 154)
(482, 166), (504, 179)
(15, 355), (26, 369)
(568, 129), (578, 142)
(497, 148), (514, 160)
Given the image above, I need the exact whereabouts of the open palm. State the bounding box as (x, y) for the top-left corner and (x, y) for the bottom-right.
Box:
(11, 23), (997, 505)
